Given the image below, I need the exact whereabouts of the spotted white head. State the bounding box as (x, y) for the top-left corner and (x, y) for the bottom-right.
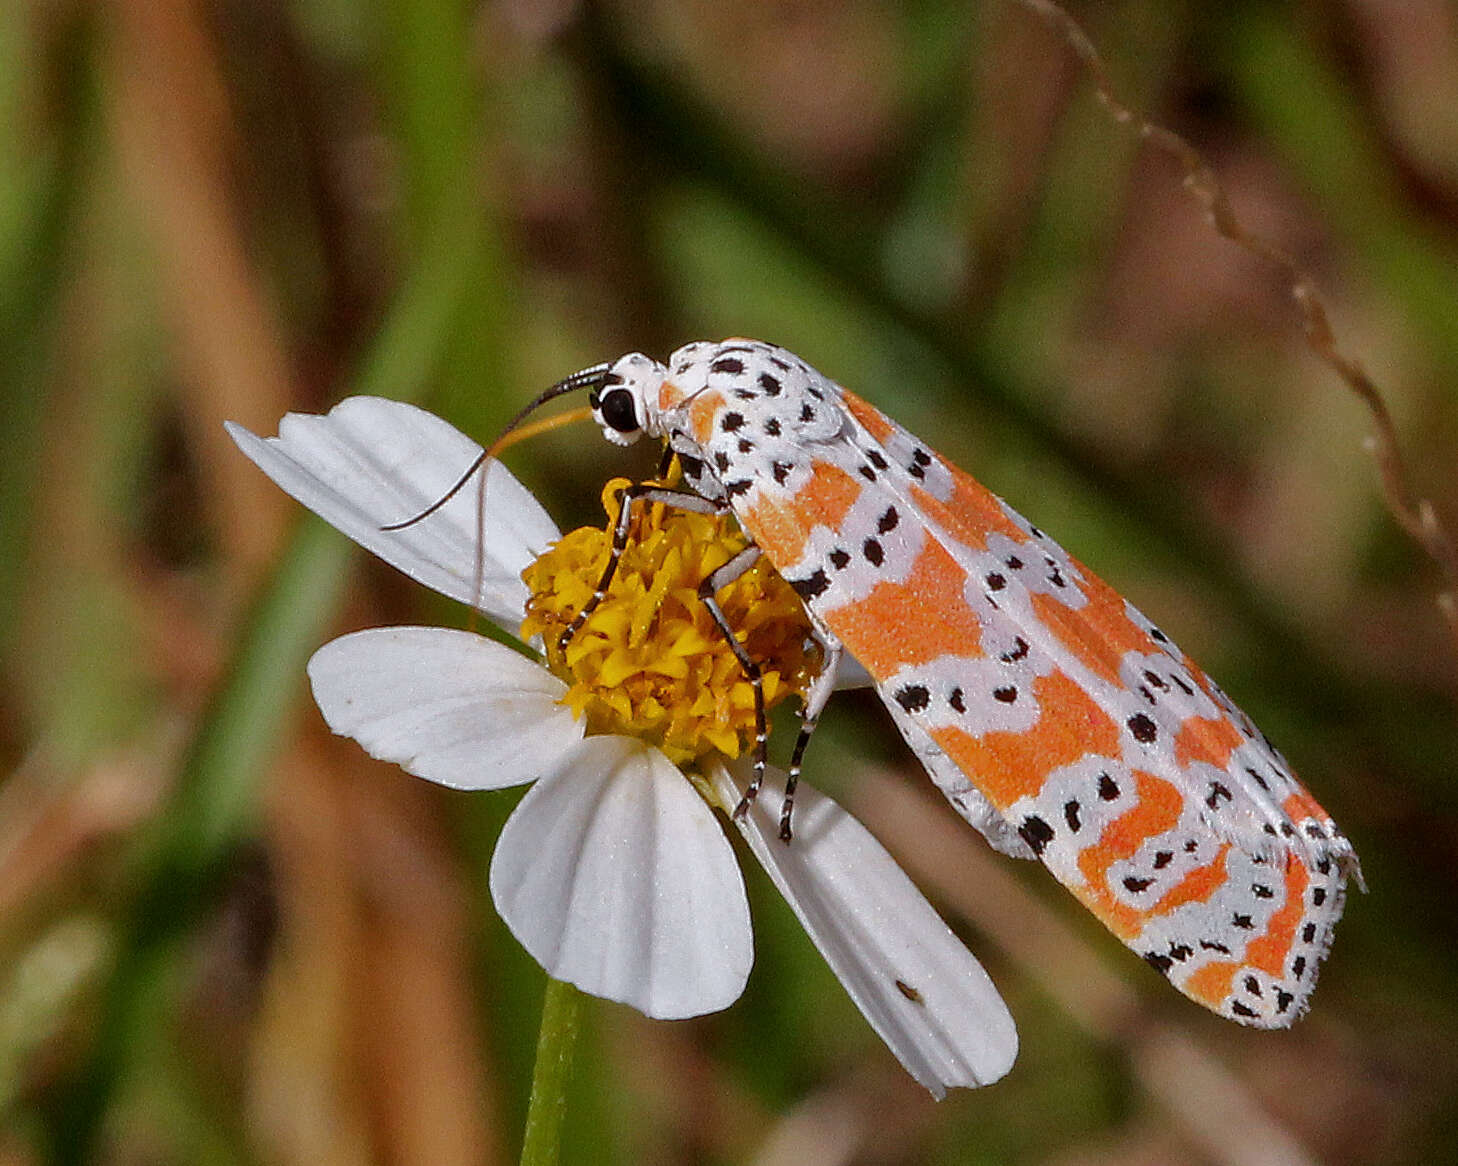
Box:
(587, 353), (667, 446)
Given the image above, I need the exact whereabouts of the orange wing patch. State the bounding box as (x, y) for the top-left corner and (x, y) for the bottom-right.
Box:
(1029, 582), (1160, 688)
(1153, 843), (1231, 915)
(1184, 959), (1239, 1010)
(740, 459), (863, 567)
(928, 669), (1121, 810)
(826, 540), (983, 676)
(1243, 858), (1310, 977)
(840, 388), (896, 442)
(910, 480), (1028, 554)
(688, 390), (726, 445)
(1173, 715), (1246, 771)
(1074, 769), (1186, 940)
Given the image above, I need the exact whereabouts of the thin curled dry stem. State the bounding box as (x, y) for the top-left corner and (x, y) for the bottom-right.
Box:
(1018, 0), (1458, 654)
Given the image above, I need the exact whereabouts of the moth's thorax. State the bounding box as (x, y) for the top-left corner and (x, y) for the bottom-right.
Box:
(649, 339), (852, 502)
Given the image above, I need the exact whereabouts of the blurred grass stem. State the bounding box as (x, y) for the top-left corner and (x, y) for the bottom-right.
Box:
(519, 977), (583, 1166)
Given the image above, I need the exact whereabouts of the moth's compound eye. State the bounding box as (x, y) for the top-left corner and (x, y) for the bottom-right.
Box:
(598, 387), (641, 434)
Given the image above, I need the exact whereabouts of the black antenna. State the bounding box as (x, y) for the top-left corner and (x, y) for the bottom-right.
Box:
(380, 363), (612, 531)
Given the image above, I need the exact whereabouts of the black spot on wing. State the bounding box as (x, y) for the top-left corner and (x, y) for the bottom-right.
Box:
(894, 684), (930, 713)
(1128, 713), (1157, 744)
(790, 570), (829, 601)
(1018, 815), (1054, 855)
(999, 636), (1029, 663)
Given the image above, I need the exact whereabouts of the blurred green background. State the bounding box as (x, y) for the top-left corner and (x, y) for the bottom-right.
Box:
(2, 1), (1456, 1163)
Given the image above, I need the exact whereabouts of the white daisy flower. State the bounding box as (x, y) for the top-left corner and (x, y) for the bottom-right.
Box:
(226, 396), (1017, 1095)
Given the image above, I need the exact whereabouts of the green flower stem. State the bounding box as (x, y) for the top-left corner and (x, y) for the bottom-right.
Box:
(519, 977), (583, 1166)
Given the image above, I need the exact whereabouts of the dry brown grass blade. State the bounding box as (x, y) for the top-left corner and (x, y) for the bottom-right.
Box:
(1017, 0), (1458, 655)
(0, 750), (165, 926)
(344, 757), (504, 1166)
(252, 743), (375, 1166)
(256, 735), (504, 1166)
(107, 0), (297, 589)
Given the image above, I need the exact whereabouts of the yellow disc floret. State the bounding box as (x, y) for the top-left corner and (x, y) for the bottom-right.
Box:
(521, 477), (821, 765)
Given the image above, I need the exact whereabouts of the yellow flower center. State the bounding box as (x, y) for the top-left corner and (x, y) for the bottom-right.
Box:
(521, 477), (821, 765)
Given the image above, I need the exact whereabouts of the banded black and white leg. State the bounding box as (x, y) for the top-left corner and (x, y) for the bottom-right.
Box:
(696, 544), (772, 822)
(558, 482), (726, 652)
(555, 483), (774, 815)
(559, 481), (849, 842)
(777, 635), (842, 842)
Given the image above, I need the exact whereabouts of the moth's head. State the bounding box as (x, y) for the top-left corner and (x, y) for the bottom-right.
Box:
(589, 353), (664, 446)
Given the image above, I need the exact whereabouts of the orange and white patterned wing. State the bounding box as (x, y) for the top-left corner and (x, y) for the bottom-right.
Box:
(660, 339), (1356, 1028)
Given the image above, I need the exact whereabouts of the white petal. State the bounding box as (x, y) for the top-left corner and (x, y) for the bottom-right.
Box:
(709, 762), (1017, 1096)
(226, 397), (559, 627)
(491, 737), (752, 1019)
(307, 627), (582, 790)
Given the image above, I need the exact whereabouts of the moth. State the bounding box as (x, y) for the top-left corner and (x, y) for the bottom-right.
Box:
(500, 337), (1358, 1027)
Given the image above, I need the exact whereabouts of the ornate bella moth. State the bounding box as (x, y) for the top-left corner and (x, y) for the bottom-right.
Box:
(535, 337), (1359, 1027)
